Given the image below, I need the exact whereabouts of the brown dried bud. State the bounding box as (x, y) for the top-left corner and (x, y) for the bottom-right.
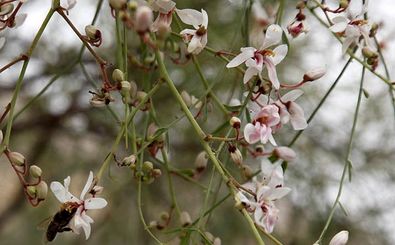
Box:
(9, 151), (25, 166)
(29, 165), (42, 178)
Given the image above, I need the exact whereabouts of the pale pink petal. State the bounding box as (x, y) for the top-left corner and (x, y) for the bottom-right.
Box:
(187, 35), (202, 54)
(288, 102), (307, 130)
(84, 197), (108, 209)
(244, 66), (259, 83)
(329, 16), (348, 32)
(266, 187), (291, 200)
(176, 8), (202, 28)
(281, 89), (304, 102)
(268, 134), (277, 146)
(261, 24), (283, 49)
(329, 230), (349, 245)
(50, 181), (68, 203)
(259, 124), (272, 144)
(201, 9), (208, 28)
(272, 44), (288, 65)
(226, 47), (256, 68)
(152, 0), (176, 13)
(244, 123), (261, 144)
(80, 171), (94, 200)
(263, 58), (280, 90)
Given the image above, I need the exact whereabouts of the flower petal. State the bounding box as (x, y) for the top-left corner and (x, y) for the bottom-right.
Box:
(243, 66), (259, 84)
(0, 37), (5, 50)
(329, 17), (348, 33)
(84, 197), (108, 209)
(80, 171), (94, 200)
(244, 123), (261, 144)
(263, 58), (280, 90)
(266, 187), (291, 200)
(201, 9), (208, 28)
(272, 44), (288, 65)
(50, 181), (68, 203)
(261, 24), (283, 49)
(281, 89), (304, 102)
(226, 47), (256, 68)
(175, 8), (203, 28)
(187, 35), (202, 54)
(289, 102), (307, 130)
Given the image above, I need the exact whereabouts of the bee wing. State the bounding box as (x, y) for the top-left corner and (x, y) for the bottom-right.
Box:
(37, 216), (52, 231)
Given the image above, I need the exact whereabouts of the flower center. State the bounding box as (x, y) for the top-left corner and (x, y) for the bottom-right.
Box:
(257, 49), (275, 57)
(350, 19), (368, 26)
(196, 26), (207, 36)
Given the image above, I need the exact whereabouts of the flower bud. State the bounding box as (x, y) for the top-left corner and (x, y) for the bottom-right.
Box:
(26, 186), (37, 198)
(0, 4), (14, 16)
(160, 211), (170, 221)
(339, 0), (349, 9)
(147, 123), (158, 139)
(112, 69), (125, 82)
(255, 144), (265, 154)
(129, 81), (138, 99)
(241, 165), (253, 179)
(120, 81), (131, 97)
(85, 25), (101, 40)
(8, 151), (25, 166)
(194, 151), (208, 172)
(0, 130), (3, 143)
(128, 1), (138, 11)
(303, 67), (326, 82)
(229, 146), (243, 166)
(143, 161), (154, 172)
(273, 147), (296, 162)
(213, 238), (221, 245)
(180, 211), (192, 227)
(329, 230), (349, 245)
(136, 91), (147, 102)
(109, 0), (126, 10)
(122, 154), (136, 166)
(152, 168), (162, 178)
(36, 181), (48, 200)
(29, 165), (42, 178)
(181, 90), (192, 107)
(229, 116), (241, 129)
(362, 47), (378, 59)
(89, 98), (106, 107)
(135, 6), (153, 33)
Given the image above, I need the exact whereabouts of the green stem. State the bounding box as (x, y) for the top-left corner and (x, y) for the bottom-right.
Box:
(161, 148), (181, 216)
(155, 48), (265, 245)
(1, 8), (54, 150)
(316, 64), (366, 244)
(288, 56), (353, 147)
(191, 55), (229, 116)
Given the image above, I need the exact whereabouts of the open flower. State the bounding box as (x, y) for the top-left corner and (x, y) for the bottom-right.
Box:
(176, 8), (208, 54)
(244, 104), (280, 145)
(50, 171), (107, 240)
(275, 90), (307, 130)
(226, 24), (287, 89)
(329, 0), (373, 53)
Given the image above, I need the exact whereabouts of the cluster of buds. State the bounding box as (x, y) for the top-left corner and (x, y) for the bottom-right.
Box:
(287, 1), (309, 38)
(132, 161), (162, 184)
(0, 0), (27, 32)
(4, 149), (48, 206)
(84, 25), (102, 47)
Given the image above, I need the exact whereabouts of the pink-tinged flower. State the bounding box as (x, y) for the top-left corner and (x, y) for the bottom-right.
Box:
(60, 0), (77, 10)
(226, 24), (287, 89)
(287, 20), (309, 38)
(50, 171), (107, 240)
(176, 8), (208, 54)
(151, 0), (176, 32)
(329, 230), (349, 245)
(244, 104), (280, 145)
(329, 1), (373, 53)
(275, 90), (307, 130)
(135, 6), (154, 33)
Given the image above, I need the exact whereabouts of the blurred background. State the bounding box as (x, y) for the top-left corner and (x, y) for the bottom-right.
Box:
(0, 0), (394, 244)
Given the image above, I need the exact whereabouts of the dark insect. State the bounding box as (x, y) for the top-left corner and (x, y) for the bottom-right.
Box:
(46, 202), (79, 242)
